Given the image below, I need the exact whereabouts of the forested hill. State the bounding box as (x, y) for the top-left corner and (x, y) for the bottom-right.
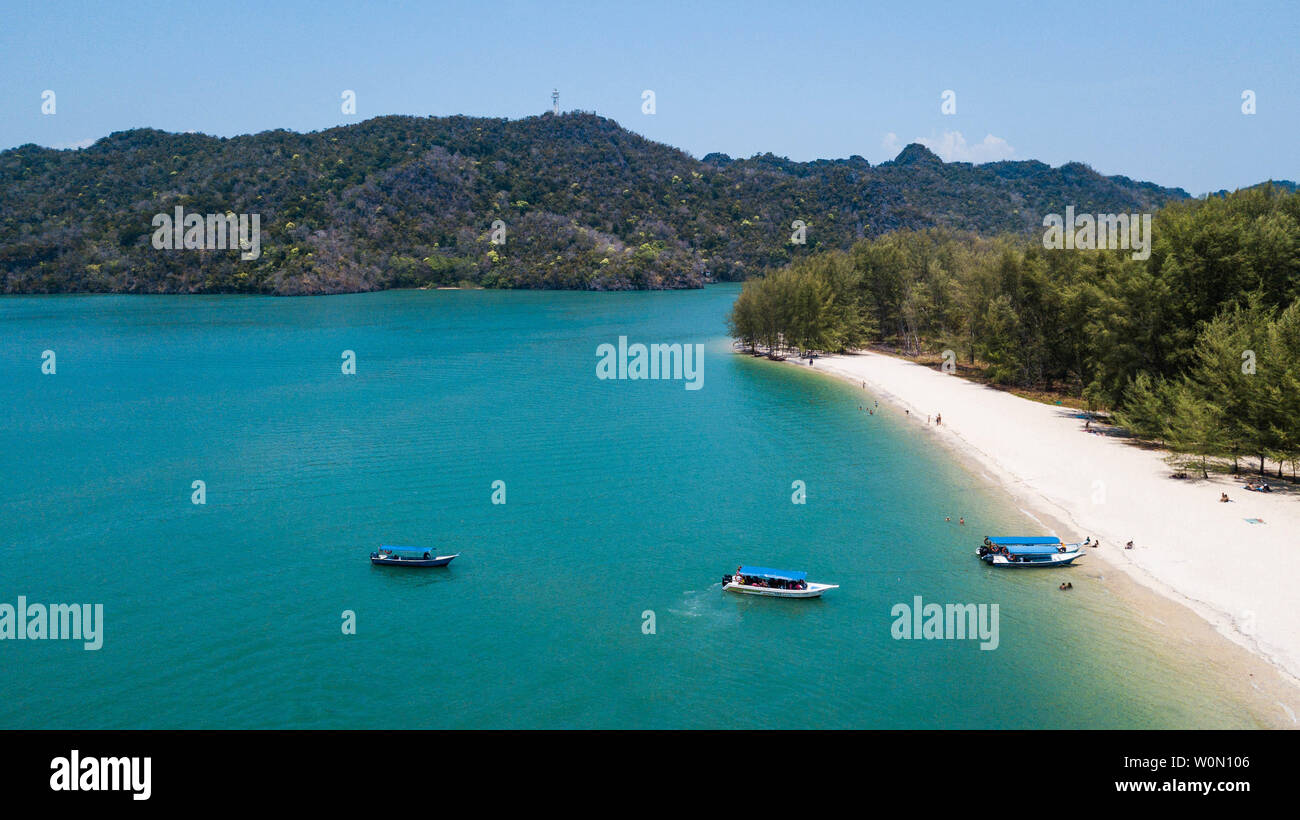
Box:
(1, 112), (1191, 295)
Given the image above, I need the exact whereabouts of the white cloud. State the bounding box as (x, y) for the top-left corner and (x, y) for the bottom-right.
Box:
(50, 137), (95, 151)
(882, 130), (1016, 164)
(921, 131), (1015, 163)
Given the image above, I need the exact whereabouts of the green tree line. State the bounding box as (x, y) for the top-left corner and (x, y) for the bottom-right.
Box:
(729, 186), (1300, 474)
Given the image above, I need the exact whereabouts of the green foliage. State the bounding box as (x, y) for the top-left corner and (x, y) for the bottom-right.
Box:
(727, 251), (874, 354)
(1, 114), (1187, 295)
(732, 187), (1300, 468)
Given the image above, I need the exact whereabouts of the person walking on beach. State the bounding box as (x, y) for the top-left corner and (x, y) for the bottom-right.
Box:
(936, 413), (942, 426)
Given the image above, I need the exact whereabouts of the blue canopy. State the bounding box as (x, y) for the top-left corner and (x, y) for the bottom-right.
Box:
(379, 545), (433, 554)
(739, 566), (807, 581)
(986, 536), (1061, 546)
(1004, 543), (1064, 556)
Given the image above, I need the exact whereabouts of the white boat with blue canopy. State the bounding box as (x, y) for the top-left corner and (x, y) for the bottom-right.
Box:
(977, 536), (1082, 567)
(370, 545), (459, 567)
(723, 566), (839, 598)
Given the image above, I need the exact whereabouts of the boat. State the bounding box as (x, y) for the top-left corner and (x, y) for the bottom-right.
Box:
(722, 566), (838, 598)
(976, 536), (1082, 567)
(369, 546), (459, 567)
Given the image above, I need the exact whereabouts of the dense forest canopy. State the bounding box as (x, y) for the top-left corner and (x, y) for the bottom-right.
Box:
(1, 112), (1190, 295)
(727, 186), (1300, 474)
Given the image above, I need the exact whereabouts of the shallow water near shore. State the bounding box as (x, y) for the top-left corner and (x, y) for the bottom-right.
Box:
(0, 285), (1272, 728)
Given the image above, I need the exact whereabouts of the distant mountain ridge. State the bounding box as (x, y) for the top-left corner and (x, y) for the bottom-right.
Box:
(1208, 179), (1298, 198)
(0, 112), (1194, 295)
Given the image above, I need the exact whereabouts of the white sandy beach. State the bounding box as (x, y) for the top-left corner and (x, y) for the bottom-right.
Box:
(800, 350), (1300, 716)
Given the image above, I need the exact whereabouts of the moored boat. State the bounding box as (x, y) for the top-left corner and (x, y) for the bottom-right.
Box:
(977, 536), (1082, 567)
(370, 546), (459, 567)
(722, 566), (838, 598)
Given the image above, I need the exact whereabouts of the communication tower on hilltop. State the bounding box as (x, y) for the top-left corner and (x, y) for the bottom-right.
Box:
(551, 89), (559, 115)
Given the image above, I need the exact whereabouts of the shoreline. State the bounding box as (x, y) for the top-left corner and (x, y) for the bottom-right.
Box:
(772, 349), (1300, 728)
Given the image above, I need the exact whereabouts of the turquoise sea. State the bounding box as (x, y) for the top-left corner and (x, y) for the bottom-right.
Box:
(0, 286), (1266, 728)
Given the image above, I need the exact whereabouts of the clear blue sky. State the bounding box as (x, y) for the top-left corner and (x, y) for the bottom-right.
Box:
(2, 0), (1296, 194)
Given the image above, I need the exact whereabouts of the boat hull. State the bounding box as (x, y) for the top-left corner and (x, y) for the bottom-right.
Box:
(370, 553), (459, 568)
(724, 582), (838, 598)
(979, 551), (1081, 567)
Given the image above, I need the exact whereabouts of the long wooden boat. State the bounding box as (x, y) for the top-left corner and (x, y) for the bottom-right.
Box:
(722, 566), (838, 598)
(370, 546), (459, 567)
(977, 536), (1082, 567)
